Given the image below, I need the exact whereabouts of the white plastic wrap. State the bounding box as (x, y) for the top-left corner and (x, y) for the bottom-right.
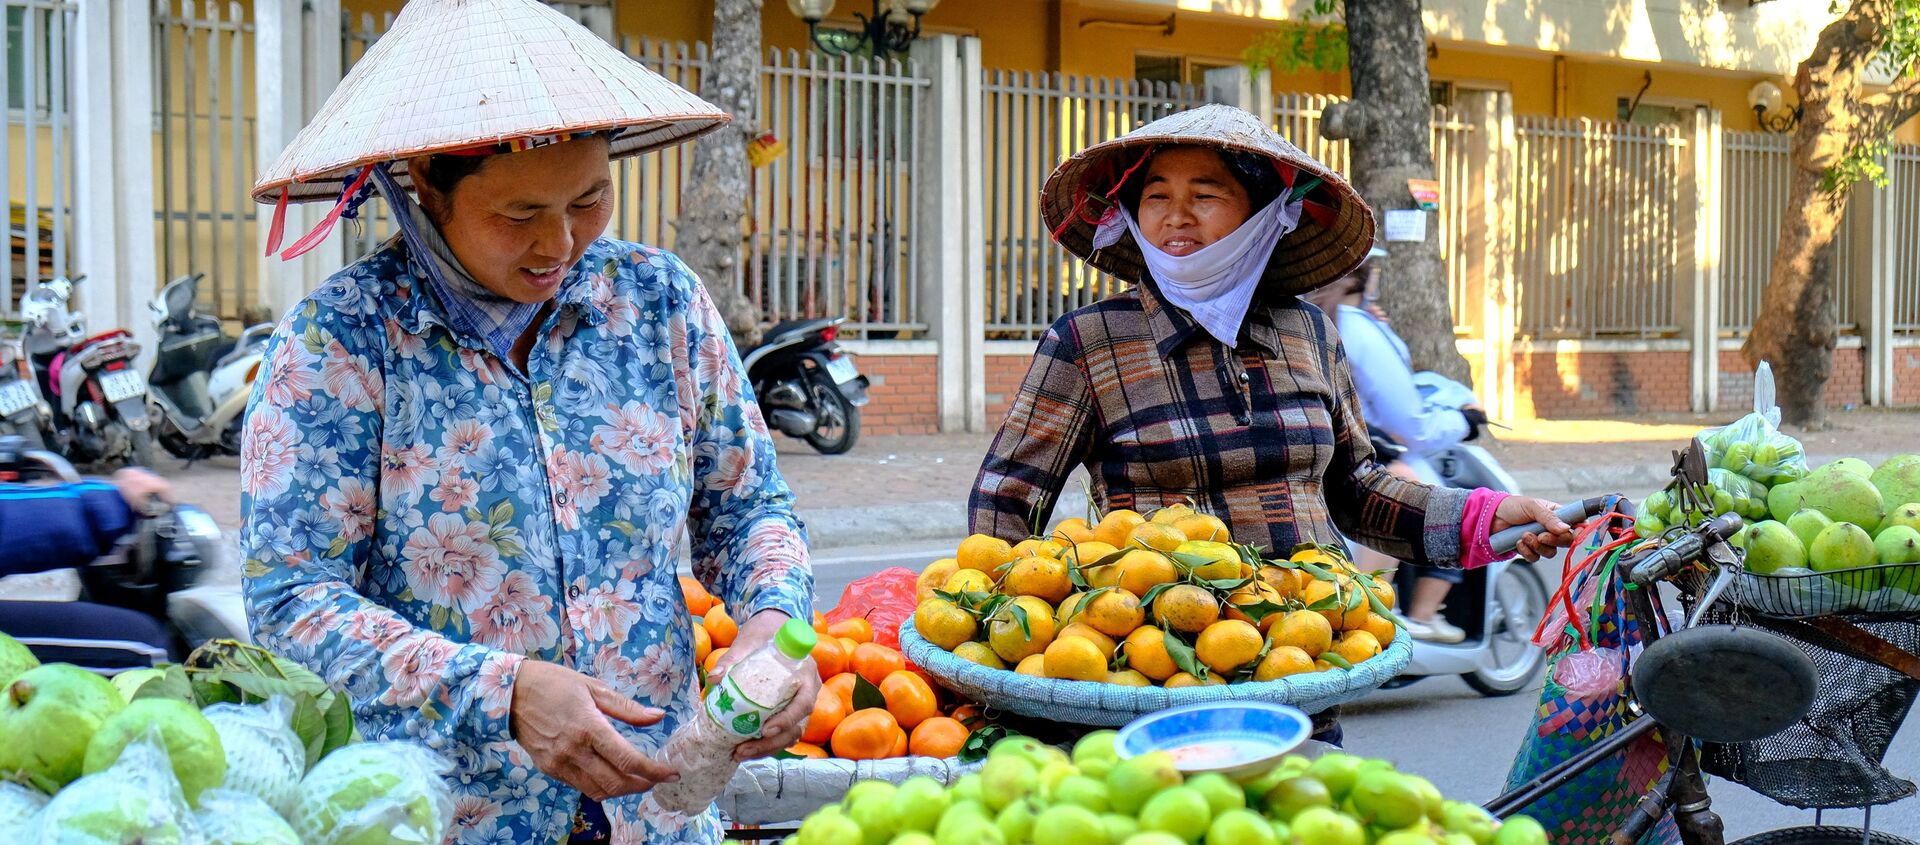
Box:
(289, 741), (453, 845)
(201, 696), (305, 817)
(0, 782), (47, 836)
(192, 789), (299, 845)
(32, 729), (204, 845)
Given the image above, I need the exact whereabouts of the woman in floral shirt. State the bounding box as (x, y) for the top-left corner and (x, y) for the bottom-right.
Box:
(241, 2), (812, 842)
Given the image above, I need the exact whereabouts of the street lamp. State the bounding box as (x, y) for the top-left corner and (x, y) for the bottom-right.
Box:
(1748, 80), (1802, 133)
(786, 0), (940, 60)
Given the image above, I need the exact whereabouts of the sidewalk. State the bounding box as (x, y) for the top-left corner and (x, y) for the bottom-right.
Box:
(168, 407), (1920, 549)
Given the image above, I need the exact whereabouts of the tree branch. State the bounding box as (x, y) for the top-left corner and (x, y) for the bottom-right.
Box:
(1861, 71), (1920, 131)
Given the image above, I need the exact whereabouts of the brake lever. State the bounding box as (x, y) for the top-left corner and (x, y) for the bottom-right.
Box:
(1686, 545), (1742, 629)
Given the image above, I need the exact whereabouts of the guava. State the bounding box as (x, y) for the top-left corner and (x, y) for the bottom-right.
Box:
(1071, 731), (1118, 771)
(108, 668), (169, 705)
(0, 663), (123, 789)
(1137, 786), (1211, 842)
(1787, 509), (1835, 552)
(1105, 751), (1181, 815)
(1261, 775), (1334, 818)
(890, 776), (949, 833)
(948, 774), (983, 806)
(1810, 522), (1878, 572)
(933, 805), (1003, 845)
(1347, 769), (1426, 828)
(978, 754), (1038, 813)
(1824, 458), (1874, 478)
(1799, 468), (1886, 533)
(1052, 774), (1110, 813)
(1288, 806), (1365, 845)
(890, 834), (936, 845)
(1875, 525), (1920, 565)
(798, 807), (862, 845)
(202, 700), (306, 817)
(1101, 812), (1140, 843)
(1492, 815), (1550, 845)
(989, 737), (1059, 768)
(0, 781), (46, 833)
(848, 785), (899, 845)
(33, 738), (193, 845)
(84, 698), (226, 805)
(993, 799), (1037, 843)
(0, 633), (36, 689)
(289, 743), (451, 845)
(1120, 834), (1186, 845)
(1185, 772), (1246, 816)
(1768, 481), (1805, 522)
(1207, 809), (1278, 845)
(1037, 760), (1076, 795)
(1743, 521), (1806, 574)
(1031, 804), (1103, 845)
(1871, 455), (1920, 511)
(1440, 799), (1499, 843)
(1305, 753), (1364, 800)
(1881, 503), (1920, 537)
(1376, 832), (1443, 845)
(193, 788), (300, 845)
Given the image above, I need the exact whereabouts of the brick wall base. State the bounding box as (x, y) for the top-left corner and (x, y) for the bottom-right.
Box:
(986, 354), (1030, 428)
(1717, 346), (1866, 413)
(1899, 346), (1920, 407)
(1516, 348), (1692, 417)
(853, 354), (939, 436)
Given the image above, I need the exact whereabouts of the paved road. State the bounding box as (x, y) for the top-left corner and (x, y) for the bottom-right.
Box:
(809, 540), (1920, 838)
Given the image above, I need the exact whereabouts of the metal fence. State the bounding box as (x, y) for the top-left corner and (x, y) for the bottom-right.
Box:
(1892, 145), (1920, 335)
(153, 0), (258, 322)
(1513, 115), (1686, 338)
(981, 72), (1207, 338)
(1719, 130), (1856, 335)
(338, 10), (397, 263)
(3, 0), (77, 317)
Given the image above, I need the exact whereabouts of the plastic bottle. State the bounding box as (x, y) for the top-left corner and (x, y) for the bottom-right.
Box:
(645, 617), (818, 815)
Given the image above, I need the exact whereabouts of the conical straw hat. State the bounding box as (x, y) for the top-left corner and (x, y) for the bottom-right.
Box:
(1041, 104), (1375, 296)
(252, 0), (729, 204)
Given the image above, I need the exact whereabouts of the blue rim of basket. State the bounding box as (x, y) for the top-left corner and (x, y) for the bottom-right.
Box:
(898, 617), (1413, 713)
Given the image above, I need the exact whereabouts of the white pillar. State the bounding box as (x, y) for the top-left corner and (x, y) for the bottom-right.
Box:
(1202, 65), (1273, 126)
(1462, 90), (1516, 421)
(72, 0), (155, 359)
(1858, 158), (1894, 407)
(910, 35), (987, 434)
(1684, 107), (1723, 414)
(256, 0), (344, 320)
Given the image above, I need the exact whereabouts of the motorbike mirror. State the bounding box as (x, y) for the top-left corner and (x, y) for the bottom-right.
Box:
(1630, 623), (1817, 744)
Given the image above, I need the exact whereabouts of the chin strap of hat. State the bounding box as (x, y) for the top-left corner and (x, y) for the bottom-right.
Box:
(264, 163), (379, 260)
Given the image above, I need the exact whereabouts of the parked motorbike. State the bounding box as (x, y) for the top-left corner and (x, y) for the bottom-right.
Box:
(17, 275), (155, 468)
(742, 317), (870, 455)
(0, 436), (246, 665)
(0, 334), (51, 450)
(146, 273), (270, 460)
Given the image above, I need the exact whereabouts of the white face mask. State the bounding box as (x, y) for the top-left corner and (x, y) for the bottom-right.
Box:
(1092, 195), (1303, 346)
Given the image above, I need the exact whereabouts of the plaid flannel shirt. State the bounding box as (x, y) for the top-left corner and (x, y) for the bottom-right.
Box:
(969, 282), (1469, 565)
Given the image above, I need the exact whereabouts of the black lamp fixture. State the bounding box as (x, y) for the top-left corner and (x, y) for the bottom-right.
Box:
(1748, 80), (1802, 133)
(787, 0), (941, 61)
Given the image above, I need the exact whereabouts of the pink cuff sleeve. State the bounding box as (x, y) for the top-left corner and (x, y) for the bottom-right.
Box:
(1459, 488), (1511, 570)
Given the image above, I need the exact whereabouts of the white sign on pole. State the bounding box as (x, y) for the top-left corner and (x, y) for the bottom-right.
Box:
(1383, 209), (1428, 242)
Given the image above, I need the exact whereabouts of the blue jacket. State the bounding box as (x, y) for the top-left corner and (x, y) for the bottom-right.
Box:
(0, 481), (134, 576)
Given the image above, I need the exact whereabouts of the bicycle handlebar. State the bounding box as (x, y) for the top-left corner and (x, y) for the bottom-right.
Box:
(1488, 496), (1616, 556)
(1626, 512), (1743, 586)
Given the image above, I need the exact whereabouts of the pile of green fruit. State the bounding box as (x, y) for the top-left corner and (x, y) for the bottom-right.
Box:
(786, 731), (1549, 845)
(0, 633), (451, 843)
(1730, 455), (1920, 600)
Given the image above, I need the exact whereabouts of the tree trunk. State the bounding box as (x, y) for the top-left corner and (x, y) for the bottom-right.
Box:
(1320, 0), (1472, 386)
(1743, 160), (1847, 431)
(677, 0), (764, 345)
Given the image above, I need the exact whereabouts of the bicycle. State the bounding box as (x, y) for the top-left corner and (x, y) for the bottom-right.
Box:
(1482, 452), (1920, 844)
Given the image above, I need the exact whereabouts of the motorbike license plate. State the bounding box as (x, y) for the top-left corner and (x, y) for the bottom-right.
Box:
(824, 354), (858, 385)
(0, 381), (35, 416)
(100, 368), (147, 403)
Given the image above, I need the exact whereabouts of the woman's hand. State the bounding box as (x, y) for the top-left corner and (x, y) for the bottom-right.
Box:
(509, 660), (679, 801)
(1491, 496), (1578, 562)
(709, 609), (820, 762)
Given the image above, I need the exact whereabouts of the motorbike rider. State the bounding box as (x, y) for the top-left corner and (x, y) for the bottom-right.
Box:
(1301, 247), (1490, 643)
(0, 468), (177, 668)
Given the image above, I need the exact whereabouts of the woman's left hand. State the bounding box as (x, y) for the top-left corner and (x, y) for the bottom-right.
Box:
(710, 609), (821, 761)
(1491, 496), (1578, 562)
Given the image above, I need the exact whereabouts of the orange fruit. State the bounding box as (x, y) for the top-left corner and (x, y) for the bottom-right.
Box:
(824, 672), (859, 708)
(1121, 626), (1179, 681)
(831, 709), (902, 761)
(1113, 550), (1179, 597)
(1015, 653), (1048, 676)
(915, 597), (980, 651)
(679, 576), (716, 616)
(942, 568), (995, 595)
(1331, 630), (1383, 665)
(1067, 541), (1121, 568)
(1043, 636), (1109, 681)
(1151, 584), (1222, 634)
(908, 716), (971, 758)
(787, 741), (829, 760)
(890, 727), (909, 758)
(1127, 522), (1187, 553)
(1003, 557), (1073, 605)
(1359, 612), (1398, 646)
(693, 623), (712, 668)
(703, 646), (729, 676)
(811, 635), (850, 681)
(1163, 671), (1223, 688)
(703, 604), (738, 649)
(1267, 610), (1334, 658)
(1302, 576), (1368, 630)
(852, 642), (907, 686)
(1057, 592), (1091, 624)
(1082, 589), (1146, 639)
(1174, 540), (1244, 581)
(812, 611), (829, 634)
(1056, 622), (1118, 661)
(837, 636), (862, 657)
(1093, 509), (1148, 549)
(828, 618), (874, 644)
(1224, 582), (1286, 632)
(1083, 563), (1122, 590)
(917, 559), (959, 602)
(1367, 577), (1397, 610)
(1108, 669), (1153, 687)
(801, 689), (850, 744)
(1012, 538), (1050, 558)
(949, 704), (985, 728)
(1170, 512), (1229, 543)
(1149, 504), (1195, 525)
(953, 642), (1006, 670)
(986, 596), (1057, 663)
(1256, 564), (1302, 600)
(1252, 646), (1315, 681)
(957, 533), (1017, 573)
(1053, 518), (1097, 545)
(879, 670), (940, 729)
(1195, 619), (1264, 675)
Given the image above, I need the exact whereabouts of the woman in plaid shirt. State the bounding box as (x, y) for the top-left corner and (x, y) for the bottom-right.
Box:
(969, 107), (1575, 740)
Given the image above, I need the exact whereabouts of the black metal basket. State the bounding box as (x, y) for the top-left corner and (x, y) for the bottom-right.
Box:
(1736, 564), (1920, 619)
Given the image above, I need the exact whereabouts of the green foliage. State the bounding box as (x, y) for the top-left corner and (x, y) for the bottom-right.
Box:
(1240, 0), (1347, 75)
(1824, 139), (1891, 193)
(1821, 0), (1920, 194)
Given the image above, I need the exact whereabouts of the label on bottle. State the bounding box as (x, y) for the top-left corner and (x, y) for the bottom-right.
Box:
(702, 672), (775, 739)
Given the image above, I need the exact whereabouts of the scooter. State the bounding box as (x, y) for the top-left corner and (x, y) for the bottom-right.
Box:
(0, 335), (51, 450)
(146, 273), (271, 460)
(742, 317), (871, 455)
(0, 437), (247, 666)
(17, 275), (155, 468)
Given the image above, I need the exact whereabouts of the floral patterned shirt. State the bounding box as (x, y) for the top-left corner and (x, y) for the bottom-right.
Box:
(241, 236), (813, 845)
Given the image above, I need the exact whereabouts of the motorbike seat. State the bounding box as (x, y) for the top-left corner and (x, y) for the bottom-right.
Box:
(753, 318), (840, 352)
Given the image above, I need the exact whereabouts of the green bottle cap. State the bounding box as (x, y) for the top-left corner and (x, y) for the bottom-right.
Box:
(775, 618), (818, 660)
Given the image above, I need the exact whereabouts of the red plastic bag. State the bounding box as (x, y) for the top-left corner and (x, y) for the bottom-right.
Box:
(822, 567), (919, 649)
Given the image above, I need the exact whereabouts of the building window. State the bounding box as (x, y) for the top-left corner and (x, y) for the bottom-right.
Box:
(1134, 53), (1233, 89)
(6, 5), (70, 120)
(1430, 80), (1454, 108)
(1617, 97), (1695, 127)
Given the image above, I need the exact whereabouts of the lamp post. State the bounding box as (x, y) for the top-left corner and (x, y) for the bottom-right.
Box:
(786, 0), (940, 60)
(1748, 80), (1802, 133)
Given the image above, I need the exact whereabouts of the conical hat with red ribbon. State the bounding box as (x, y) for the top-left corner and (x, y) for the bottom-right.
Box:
(1041, 104), (1375, 296)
